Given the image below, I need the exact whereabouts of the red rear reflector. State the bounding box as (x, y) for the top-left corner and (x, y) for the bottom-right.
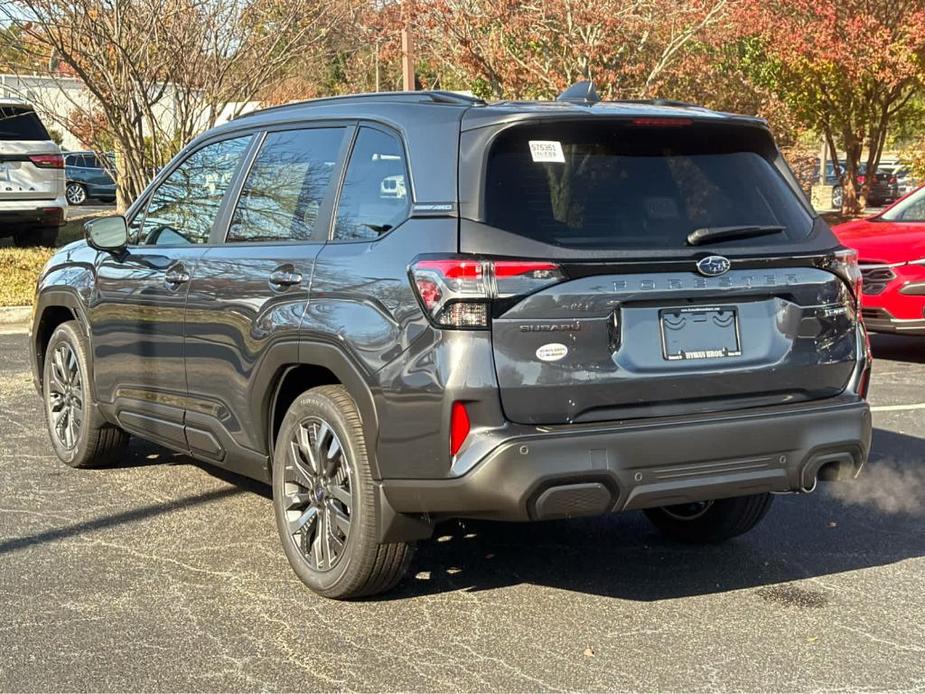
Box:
(450, 401), (470, 456)
(630, 118), (693, 127)
(28, 153), (64, 169)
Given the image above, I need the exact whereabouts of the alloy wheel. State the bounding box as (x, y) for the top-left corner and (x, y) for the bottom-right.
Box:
(47, 342), (83, 450)
(283, 417), (354, 571)
(66, 183), (86, 205)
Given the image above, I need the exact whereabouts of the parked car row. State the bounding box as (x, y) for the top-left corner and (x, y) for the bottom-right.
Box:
(819, 160), (903, 208)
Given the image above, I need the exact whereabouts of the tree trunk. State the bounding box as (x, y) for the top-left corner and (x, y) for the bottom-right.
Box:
(841, 137), (864, 216)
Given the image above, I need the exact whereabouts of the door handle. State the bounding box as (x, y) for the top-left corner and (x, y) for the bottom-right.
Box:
(269, 268), (303, 289)
(165, 266), (190, 286)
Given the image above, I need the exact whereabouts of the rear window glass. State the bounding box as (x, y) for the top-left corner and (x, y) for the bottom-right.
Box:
(0, 106), (50, 141)
(484, 123), (812, 249)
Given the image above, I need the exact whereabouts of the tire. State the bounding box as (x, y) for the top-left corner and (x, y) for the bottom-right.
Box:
(66, 182), (87, 206)
(272, 385), (414, 599)
(832, 185), (844, 209)
(13, 226), (58, 247)
(643, 493), (774, 544)
(42, 321), (129, 468)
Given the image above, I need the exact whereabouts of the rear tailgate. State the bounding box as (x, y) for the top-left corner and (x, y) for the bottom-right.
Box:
(459, 117), (859, 424)
(491, 263), (857, 424)
(0, 106), (63, 201)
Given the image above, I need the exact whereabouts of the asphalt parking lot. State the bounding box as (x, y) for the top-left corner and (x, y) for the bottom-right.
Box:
(0, 327), (923, 692)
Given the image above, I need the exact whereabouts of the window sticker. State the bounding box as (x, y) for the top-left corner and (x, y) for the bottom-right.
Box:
(529, 140), (565, 163)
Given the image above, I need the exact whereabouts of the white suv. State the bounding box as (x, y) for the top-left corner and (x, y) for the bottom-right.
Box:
(0, 100), (65, 246)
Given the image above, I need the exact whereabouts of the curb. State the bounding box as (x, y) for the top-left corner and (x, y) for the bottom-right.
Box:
(0, 306), (31, 325)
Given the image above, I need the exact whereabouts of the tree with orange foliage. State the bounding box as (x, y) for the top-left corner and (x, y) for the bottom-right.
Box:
(733, 0), (925, 214)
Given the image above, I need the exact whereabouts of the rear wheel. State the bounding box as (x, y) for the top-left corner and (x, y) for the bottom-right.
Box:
(643, 493), (774, 544)
(272, 385), (414, 599)
(66, 182), (87, 206)
(43, 321), (129, 468)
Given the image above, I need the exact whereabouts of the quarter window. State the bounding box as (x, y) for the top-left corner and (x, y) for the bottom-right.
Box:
(227, 128), (345, 243)
(138, 136), (251, 246)
(333, 128), (410, 242)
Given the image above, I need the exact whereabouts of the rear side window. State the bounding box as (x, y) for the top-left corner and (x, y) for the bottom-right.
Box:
(0, 106), (50, 141)
(333, 127), (410, 242)
(138, 136), (251, 246)
(227, 127), (345, 243)
(483, 122), (812, 250)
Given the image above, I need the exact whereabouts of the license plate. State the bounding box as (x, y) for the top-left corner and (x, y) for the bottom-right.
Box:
(659, 306), (741, 361)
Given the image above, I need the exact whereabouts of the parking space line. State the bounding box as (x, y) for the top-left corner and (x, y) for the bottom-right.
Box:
(870, 403), (925, 412)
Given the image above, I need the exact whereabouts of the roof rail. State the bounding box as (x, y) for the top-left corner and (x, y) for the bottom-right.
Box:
(235, 90), (485, 120)
(557, 80), (600, 105)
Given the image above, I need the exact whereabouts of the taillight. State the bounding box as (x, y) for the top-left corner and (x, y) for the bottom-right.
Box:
(28, 153), (64, 169)
(829, 248), (862, 306)
(449, 401), (470, 456)
(410, 257), (564, 329)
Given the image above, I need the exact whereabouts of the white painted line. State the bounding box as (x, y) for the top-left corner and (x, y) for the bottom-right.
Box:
(870, 403), (925, 412)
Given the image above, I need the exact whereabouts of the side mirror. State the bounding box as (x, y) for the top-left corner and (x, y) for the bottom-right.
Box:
(85, 215), (128, 253)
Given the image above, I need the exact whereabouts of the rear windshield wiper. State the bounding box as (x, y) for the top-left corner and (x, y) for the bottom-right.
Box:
(686, 225), (785, 246)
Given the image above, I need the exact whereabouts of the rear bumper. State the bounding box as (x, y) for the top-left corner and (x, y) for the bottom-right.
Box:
(378, 397), (870, 535)
(0, 199), (66, 231)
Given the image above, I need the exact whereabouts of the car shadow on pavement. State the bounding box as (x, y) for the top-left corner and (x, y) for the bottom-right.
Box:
(870, 334), (925, 364)
(383, 427), (925, 601)
(0, 486), (245, 556)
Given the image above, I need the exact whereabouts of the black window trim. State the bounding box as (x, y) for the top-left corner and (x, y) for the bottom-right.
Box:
(125, 131), (259, 249)
(215, 119), (357, 247)
(326, 121), (415, 244)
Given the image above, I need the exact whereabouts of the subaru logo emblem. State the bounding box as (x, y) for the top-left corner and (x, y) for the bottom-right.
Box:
(696, 255), (731, 277)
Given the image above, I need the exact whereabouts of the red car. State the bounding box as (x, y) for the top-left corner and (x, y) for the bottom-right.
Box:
(834, 185), (925, 334)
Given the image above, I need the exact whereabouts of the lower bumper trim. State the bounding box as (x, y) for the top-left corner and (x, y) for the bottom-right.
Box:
(380, 398), (871, 529)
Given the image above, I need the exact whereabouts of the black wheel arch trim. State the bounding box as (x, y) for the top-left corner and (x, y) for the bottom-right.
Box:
(263, 340), (381, 479)
(31, 288), (93, 396)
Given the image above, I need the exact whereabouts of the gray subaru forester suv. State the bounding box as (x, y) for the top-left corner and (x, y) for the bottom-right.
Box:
(30, 85), (871, 598)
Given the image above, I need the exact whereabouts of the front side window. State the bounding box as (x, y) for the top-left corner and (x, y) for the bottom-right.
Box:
(137, 135), (251, 246)
(227, 127), (345, 243)
(881, 187), (925, 222)
(333, 128), (410, 242)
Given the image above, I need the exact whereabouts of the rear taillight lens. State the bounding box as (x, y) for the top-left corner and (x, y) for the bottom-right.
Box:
(410, 257), (564, 328)
(450, 401), (470, 457)
(829, 248), (862, 306)
(28, 153), (64, 169)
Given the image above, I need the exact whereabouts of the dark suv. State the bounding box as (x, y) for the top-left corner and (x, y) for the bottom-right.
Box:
(30, 87), (872, 599)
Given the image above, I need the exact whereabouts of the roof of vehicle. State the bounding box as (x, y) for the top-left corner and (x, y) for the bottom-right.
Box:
(230, 89), (768, 132)
(0, 97), (34, 108)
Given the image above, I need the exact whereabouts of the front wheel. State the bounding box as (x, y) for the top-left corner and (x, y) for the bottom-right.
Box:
(272, 385), (414, 599)
(43, 321), (129, 468)
(643, 493), (774, 544)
